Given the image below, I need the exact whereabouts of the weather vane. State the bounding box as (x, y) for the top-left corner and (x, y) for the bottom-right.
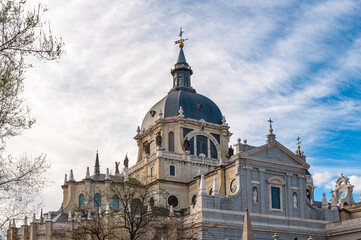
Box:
(268, 118), (273, 129)
(296, 136), (301, 145)
(174, 27), (188, 47)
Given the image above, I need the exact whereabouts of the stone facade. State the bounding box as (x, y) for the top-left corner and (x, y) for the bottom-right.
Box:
(7, 41), (361, 240)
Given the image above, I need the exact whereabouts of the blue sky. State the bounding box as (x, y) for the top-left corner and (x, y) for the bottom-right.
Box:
(5, 0), (361, 211)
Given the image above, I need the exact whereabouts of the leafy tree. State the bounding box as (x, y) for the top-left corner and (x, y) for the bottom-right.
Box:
(0, 0), (63, 230)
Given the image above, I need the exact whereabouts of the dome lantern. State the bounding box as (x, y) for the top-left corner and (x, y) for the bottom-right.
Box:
(171, 28), (194, 93)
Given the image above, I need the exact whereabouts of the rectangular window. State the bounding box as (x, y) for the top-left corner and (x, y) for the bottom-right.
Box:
(170, 165), (175, 176)
(271, 187), (280, 209)
(150, 167), (154, 178)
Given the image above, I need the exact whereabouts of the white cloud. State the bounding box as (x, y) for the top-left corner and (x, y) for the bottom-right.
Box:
(313, 171), (333, 187)
(349, 175), (361, 193)
(3, 0), (361, 211)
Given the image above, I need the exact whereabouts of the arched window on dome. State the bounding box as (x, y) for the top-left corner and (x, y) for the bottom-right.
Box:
(94, 193), (101, 208)
(168, 131), (174, 152)
(210, 140), (217, 159)
(79, 194), (84, 208)
(188, 135), (218, 159)
(196, 135), (207, 156)
(189, 137), (194, 155)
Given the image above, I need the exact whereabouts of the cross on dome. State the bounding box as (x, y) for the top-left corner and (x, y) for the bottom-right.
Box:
(174, 27), (188, 48)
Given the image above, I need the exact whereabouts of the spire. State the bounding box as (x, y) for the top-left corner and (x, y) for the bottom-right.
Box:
(177, 47), (187, 63)
(85, 167), (90, 179)
(322, 193), (328, 209)
(242, 208), (254, 240)
(94, 150), (100, 175)
(40, 208), (43, 222)
(331, 193), (338, 210)
(199, 175), (206, 195)
(105, 168), (111, 180)
(170, 28), (194, 93)
(69, 169), (74, 182)
(212, 177), (219, 196)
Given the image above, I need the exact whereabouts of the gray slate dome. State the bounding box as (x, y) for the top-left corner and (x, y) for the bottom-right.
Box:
(142, 89), (223, 131)
(141, 41), (223, 131)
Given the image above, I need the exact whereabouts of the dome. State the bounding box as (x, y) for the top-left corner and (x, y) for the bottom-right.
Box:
(141, 89), (223, 131)
(141, 39), (223, 131)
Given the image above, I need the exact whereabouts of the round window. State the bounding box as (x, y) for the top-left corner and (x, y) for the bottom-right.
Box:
(230, 179), (237, 193)
(168, 195), (178, 207)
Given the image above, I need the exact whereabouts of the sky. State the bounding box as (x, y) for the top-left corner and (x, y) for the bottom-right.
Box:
(5, 0), (361, 212)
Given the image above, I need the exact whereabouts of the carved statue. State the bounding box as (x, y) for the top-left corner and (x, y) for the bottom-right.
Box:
(143, 141), (150, 155)
(183, 137), (190, 151)
(293, 193), (298, 208)
(156, 132), (162, 147)
(115, 162), (120, 174)
(123, 155), (129, 169)
(253, 188), (258, 203)
(228, 145), (234, 157)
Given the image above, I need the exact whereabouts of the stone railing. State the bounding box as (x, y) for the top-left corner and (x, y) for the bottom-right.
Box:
(160, 150), (219, 166)
(159, 150), (183, 161)
(190, 155), (219, 166)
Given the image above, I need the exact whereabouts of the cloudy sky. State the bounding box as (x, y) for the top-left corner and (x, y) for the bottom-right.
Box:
(5, 0), (361, 212)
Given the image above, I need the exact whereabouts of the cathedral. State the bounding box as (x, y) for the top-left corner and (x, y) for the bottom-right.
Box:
(7, 31), (361, 240)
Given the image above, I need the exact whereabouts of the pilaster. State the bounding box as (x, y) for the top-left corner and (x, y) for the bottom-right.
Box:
(298, 174), (306, 219)
(259, 168), (266, 214)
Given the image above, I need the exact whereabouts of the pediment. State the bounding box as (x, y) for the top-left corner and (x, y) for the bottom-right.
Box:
(267, 176), (286, 185)
(241, 141), (310, 169)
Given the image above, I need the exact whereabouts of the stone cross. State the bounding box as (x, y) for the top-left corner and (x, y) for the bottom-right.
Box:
(268, 118), (273, 129)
